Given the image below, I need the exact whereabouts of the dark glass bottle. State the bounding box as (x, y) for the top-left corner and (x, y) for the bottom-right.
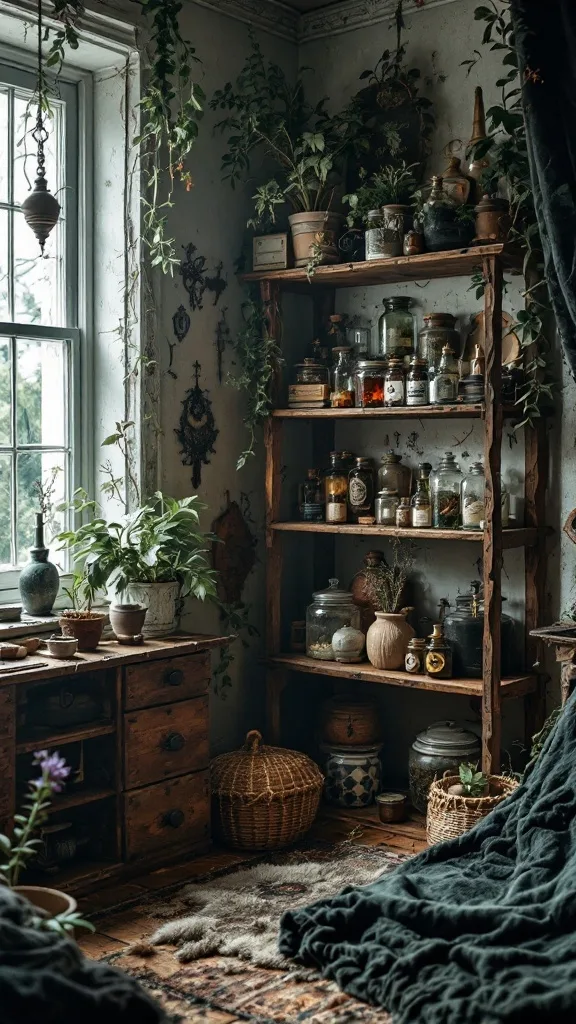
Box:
(425, 623), (453, 679)
(348, 457), (375, 522)
(299, 469), (324, 522)
(325, 452), (348, 524)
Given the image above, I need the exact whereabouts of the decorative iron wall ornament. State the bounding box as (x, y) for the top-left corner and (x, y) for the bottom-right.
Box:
(215, 308), (231, 384)
(173, 304), (191, 344)
(175, 361), (219, 488)
(179, 243), (228, 312)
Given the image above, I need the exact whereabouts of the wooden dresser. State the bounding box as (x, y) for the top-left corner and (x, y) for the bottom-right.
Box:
(0, 634), (228, 893)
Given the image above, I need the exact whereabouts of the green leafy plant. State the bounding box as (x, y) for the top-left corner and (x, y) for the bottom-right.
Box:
(458, 762), (489, 797)
(365, 541), (414, 613)
(212, 600), (260, 698)
(343, 161), (418, 227)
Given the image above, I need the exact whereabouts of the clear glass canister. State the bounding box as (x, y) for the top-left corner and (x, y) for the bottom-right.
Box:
(365, 209), (385, 262)
(355, 360), (387, 407)
(375, 488), (399, 526)
(377, 451), (412, 498)
(461, 462), (485, 529)
(432, 451), (462, 528)
(378, 296), (415, 363)
(418, 313), (460, 368)
(331, 347), (355, 408)
(306, 578), (362, 661)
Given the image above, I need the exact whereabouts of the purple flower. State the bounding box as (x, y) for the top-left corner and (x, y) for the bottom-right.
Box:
(32, 749), (71, 793)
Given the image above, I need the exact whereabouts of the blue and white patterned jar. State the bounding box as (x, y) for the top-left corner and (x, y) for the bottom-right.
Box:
(322, 744), (382, 808)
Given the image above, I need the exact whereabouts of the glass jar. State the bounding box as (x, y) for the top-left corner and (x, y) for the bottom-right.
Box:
(299, 468), (324, 523)
(325, 453), (349, 524)
(365, 209), (385, 262)
(409, 721), (481, 813)
(432, 452), (462, 528)
(384, 357), (406, 407)
(355, 360), (387, 408)
(396, 497), (411, 528)
(411, 470), (432, 528)
(295, 359), (329, 385)
(330, 347), (355, 408)
(422, 175), (474, 252)
(425, 623), (453, 679)
(418, 313), (460, 368)
(461, 462), (485, 529)
(405, 637), (427, 674)
(377, 451), (412, 498)
(433, 345), (459, 405)
(378, 296), (415, 363)
(375, 488), (399, 526)
(406, 356), (429, 407)
(348, 457), (375, 521)
(346, 321), (371, 360)
(306, 578), (362, 661)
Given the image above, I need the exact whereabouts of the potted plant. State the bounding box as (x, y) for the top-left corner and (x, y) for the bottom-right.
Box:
(344, 161), (418, 259)
(1, 749), (93, 934)
(364, 542), (415, 669)
(427, 762), (518, 845)
(58, 490), (217, 638)
(59, 572), (107, 651)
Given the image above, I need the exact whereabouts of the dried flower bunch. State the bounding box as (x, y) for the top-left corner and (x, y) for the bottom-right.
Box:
(365, 541), (414, 613)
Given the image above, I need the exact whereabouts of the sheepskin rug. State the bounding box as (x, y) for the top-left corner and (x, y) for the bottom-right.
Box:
(150, 845), (404, 968)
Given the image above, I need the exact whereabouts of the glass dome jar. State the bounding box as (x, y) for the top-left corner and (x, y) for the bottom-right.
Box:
(461, 461), (485, 529)
(409, 720), (481, 812)
(306, 579), (361, 661)
(432, 451), (462, 528)
(377, 451), (412, 498)
(378, 296), (415, 363)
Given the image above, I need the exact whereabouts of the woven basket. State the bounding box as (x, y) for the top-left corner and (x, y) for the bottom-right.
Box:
(427, 773), (518, 845)
(211, 730), (324, 851)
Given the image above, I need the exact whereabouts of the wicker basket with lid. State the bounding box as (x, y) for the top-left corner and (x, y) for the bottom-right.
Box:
(211, 730), (324, 851)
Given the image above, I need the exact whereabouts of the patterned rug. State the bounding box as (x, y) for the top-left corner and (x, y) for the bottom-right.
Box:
(102, 843), (404, 1023)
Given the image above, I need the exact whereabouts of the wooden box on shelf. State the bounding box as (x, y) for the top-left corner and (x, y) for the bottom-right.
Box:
(253, 233), (290, 272)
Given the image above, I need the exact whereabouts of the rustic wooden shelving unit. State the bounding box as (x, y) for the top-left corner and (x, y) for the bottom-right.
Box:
(244, 243), (549, 773)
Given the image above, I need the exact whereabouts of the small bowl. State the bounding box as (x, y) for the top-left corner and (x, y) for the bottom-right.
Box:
(46, 635), (78, 659)
(376, 792), (408, 824)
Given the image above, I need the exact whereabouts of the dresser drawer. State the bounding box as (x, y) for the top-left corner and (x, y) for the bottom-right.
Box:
(124, 653), (210, 711)
(124, 696), (209, 789)
(125, 770), (210, 861)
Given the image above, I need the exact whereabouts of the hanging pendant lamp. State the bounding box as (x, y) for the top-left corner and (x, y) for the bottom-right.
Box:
(22, 0), (61, 255)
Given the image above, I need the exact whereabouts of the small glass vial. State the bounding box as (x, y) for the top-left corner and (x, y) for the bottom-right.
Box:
(331, 347), (355, 408)
(432, 451), (462, 528)
(375, 488), (399, 526)
(299, 468), (324, 523)
(384, 357), (406, 407)
(325, 452), (348, 524)
(425, 623), (453, 679)
(348, 457), (375, 522)
(396, 497), (412, 528)
(378, 296), (415, 363)
(355, 360), (387, 407)
(411, 470), (432, 528)
(433, 344), (459, 404)
(461, 462), (485, 530)
(406, 357), (430, 407)
(405, 637), (427, 674)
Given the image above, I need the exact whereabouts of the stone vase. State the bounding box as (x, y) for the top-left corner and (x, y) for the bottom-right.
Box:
(366, 611), (415, 670)
(18, 513), (59, 615)
(124, 581), (180, 637)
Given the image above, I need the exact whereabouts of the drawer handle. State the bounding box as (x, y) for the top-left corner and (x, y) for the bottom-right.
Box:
(163, 809), (185, 829)
(163, 731), (185, 752)
(165, 669), (184, 687)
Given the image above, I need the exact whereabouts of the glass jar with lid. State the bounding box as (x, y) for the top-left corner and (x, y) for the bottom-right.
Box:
(378, 296), (415, 363)
(433, 344), (459, 404)
(365, 209), (385, 262)
(406, 356), (429, 407)
(418, 313), (460, 369)
(377, 451), (411, 497)
(295, 359), (329, 385)
(330, 347), (355, 408)
(355, 359), (387, 407)
(432, 452), (462, 528)
(348, 457), (375, 522)
(306, 578), (362, 661)
(461, 462), (485, 529)
(325, 452), (349, 524)
(384, 357), (406, 407)
(375, 488), (399, 526)
(409, 720), (481, 813)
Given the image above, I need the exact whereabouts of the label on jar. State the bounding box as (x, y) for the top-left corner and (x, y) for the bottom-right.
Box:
(396, 508), (411, 528)
(412, 507), (432, 527)
(407, 380), (429, 406)
(434, 375), (458, 403)
(349, 477), (368, 508)
(384, 380), (405, 406)
(326, 501), (347, 523)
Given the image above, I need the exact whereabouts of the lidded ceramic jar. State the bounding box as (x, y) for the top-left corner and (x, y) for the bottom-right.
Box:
(409, 720), (481, 813)
(306, 579), (361, 661)
(331, 625), (366, 663)
(443, 581), (516, 678)
(323, 744), (382, 807)
(474, 194), (511, 244)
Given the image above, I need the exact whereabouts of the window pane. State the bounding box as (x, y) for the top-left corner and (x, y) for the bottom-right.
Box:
(13, 94), (60, 209)
(14, 212), (64, 325)
(17, 453), (66, 564)
(0, 453), (12, 567)
(16, 337), (67, 446)
(0, 339), (11, 444)
(0, 90), (7, 203)
(0, 209), (9, 320)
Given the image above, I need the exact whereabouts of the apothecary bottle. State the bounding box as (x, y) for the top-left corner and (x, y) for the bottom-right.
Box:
(299, 468), (324, 523)
(411, 470), (432, 528)
(406, 356), (429, 406)
(375, 488), (399, 526)
(418, 313), (460, 369)
(331, 347), (355, 408)
(306, 578), (361, 661)
(405, 637), (427, 674)
(384, 357), (406, 407)
(425, 623), (453, 678)
(348, 457), (375, 521)
(378, 451), (411, 498)
(396, 497), (411, 528)
(432, 452), (462, 528)
(378, 296), (415, 363)
(325, 452), (348, 524)
(461, 462), (485, 529)
(433, 344), (459, 404)
(355, 360), (387, 408)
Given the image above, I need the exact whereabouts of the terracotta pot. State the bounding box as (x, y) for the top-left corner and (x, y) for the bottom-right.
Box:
(474, 195), (511, 244)
(321, 698), (381, 747)
(366, 611), (415, 670)
(59, 611), (106, 651)
(288, 211), (344, 268)
(379, 204), (410, 257)
(124, 581), (180, 637)
(14, 885), (77, 918)
(109, 603), (147, 639)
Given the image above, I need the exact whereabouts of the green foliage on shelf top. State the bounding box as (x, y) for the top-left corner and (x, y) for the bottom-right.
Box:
(343, 162), (419, 227)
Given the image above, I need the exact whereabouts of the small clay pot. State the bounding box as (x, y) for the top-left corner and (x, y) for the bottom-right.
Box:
(46, 635), (78, 659)
(376, 792), (408, 823)
(109, 603), (147, 639)
(59, 611), (106, 651)
(14, 885), (77, 918)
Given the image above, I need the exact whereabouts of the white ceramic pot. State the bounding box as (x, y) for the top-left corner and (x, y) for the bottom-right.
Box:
(124, 581), (180, 638)
(366, 611), (415, 670)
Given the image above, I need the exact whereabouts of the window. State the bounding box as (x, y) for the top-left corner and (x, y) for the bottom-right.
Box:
(0, 61), (80, 580)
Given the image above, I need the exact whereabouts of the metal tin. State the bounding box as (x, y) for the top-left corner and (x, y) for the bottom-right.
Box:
(409, 720), (481, 812)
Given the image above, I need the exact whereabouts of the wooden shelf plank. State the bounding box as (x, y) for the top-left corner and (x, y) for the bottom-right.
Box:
(48, 787), (116, 813)
(272, 404), (526, 420)
(270, 521), (538, 548)
(268, 654), (536, 699)
(241, 244), (522, 291)
(16, 722), (116, 755)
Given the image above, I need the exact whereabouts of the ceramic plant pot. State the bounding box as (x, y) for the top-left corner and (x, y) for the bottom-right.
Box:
(288, 211), (343, 268)
(18, 513), (59, 615)
(125, 581), (180, 638)
(109, 603), (147, 639)
(379, 204), (409, 257)
(366, 611), (415, 670)
(323, 744), (382, 807)
(59, 611), (106, 651)
(14, 885), (77, 918)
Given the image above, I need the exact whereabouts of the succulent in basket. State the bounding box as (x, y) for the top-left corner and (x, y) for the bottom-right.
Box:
(448, 763), (490, 797)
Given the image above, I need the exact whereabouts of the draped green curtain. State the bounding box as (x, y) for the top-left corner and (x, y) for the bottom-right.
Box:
(510, 0), (576, 379)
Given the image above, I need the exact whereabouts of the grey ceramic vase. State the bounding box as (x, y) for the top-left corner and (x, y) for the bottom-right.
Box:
(18, 513), (59, 615)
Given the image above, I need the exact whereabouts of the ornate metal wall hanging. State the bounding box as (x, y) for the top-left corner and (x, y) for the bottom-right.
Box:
(179, 243), (227, 311)
(175, 361), (219, 488)
(215, 308), (231, 384)
(173, 304), (191, 343)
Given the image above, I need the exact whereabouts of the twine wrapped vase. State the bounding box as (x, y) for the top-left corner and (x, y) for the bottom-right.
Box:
(427, 772), (518, 845)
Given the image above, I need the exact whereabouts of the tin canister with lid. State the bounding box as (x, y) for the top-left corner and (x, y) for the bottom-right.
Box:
(409, 720), (481, 812)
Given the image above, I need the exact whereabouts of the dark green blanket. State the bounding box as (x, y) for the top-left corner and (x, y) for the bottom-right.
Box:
(279, 694), (576, 1023)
